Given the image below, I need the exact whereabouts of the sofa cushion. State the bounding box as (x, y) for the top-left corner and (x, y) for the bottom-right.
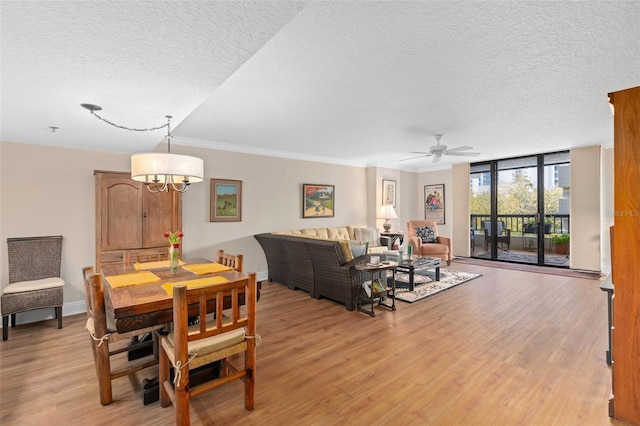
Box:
(272, 230), (302, 236)
(2, 277), (64, 293)
(355, 227), (380, 247)
(327, 227), (350, 240)
(415, 226), (437, 243)
(347, 225), (366, 240)
(419, 243), (449, 256)
(301, 228), (329, 239)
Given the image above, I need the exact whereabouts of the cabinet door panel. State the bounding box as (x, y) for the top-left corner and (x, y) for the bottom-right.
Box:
(144, 190), (176, 248)
(102, 178), (143, 250)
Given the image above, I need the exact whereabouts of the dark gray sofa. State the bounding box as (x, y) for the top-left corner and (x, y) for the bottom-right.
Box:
(254, 233), (371, 310)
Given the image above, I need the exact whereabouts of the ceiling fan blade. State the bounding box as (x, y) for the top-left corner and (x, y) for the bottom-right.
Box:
(444, 151), (481, 156)
(445, 146), (474, 152)
(400, 154), (432, 162)
(409, 151), (430, 154)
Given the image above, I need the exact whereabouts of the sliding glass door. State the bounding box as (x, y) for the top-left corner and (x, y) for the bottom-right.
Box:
(470, 152), (570, 267)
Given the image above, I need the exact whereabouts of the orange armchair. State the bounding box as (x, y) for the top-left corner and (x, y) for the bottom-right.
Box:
(407, 220), (452, 265)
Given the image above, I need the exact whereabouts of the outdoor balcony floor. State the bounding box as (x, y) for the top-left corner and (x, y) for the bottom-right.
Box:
(471, 245), (570, 267)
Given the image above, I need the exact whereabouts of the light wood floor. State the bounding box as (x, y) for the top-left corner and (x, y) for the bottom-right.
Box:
(0, 263), (625, 425)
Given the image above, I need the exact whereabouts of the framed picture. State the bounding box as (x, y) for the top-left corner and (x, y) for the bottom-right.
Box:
(302, 184), (334, 218)
(210, 179), (242, 222)
(382, 179), (396, 207)
(424, 184), (445, 224)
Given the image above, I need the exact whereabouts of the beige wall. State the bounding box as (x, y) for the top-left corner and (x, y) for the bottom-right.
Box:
(1, 142), (129, 310)
(1, 140), (610, 321)
(600, 147), (614, 273)
(570, 146), (602, 271)
(0, 141), (373, 317)
(451, 163), (471, 258)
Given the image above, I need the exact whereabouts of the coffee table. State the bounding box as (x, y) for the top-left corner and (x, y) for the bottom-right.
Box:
(394, 256), (441, 291)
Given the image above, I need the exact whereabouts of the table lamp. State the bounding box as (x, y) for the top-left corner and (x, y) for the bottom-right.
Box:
(377, 204), (398, 232)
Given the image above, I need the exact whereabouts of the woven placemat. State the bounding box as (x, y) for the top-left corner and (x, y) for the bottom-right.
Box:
(162, 276), (230, 296)
(106, 271), (161, 288)
(181, 263), (233, 275)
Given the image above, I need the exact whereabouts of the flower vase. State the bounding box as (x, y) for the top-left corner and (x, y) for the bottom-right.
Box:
(169, 246), (179, 274)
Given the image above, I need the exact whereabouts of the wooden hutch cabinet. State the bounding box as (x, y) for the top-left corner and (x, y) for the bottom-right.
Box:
(95, 171), (182, 271)
(608, 86), (640, 425)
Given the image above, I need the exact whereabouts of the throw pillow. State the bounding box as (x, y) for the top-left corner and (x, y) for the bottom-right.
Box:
(348, 240), (369, 258)
(338, 240), (354, 263)
(355, 227), (380, 247)
(415, 226), (437, 243)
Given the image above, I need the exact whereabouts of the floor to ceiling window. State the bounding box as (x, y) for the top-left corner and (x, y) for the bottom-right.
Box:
(470, 151), (570, 267)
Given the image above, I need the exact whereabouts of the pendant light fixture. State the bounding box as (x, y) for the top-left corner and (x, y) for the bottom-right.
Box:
(81, 103), (203, 192)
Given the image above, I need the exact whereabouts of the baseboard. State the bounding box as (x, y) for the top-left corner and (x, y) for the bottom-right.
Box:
(0, 300), (86, 328)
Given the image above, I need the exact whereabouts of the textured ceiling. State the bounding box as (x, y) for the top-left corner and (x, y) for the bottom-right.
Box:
(2, 1), (639, 171)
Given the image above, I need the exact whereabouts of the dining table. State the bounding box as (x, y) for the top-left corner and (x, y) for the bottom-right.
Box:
(101, 257), (259, 334)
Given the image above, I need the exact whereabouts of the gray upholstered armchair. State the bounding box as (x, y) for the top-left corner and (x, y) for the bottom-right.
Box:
(1, 235), (65, 341)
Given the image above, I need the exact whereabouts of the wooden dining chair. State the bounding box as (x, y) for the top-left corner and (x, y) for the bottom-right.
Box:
(82, 267), (164, 405)
(216, 249), (243, 272)
(159, 273), (258, 425)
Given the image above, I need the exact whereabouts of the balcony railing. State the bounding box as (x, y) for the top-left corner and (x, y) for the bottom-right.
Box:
(470, 214), (570, 235)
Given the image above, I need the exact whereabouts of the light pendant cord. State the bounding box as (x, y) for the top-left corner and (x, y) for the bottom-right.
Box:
(83, 103), (203, 193)
(82, 103), (169, 133)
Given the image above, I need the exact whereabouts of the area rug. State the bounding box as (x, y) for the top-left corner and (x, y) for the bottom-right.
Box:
(393, 269), (482, 303)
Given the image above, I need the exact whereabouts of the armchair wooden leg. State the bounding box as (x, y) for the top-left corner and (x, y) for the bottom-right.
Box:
(56, 306), (62, 329)
(10, 313), (16, 327)
(2, 316), (8, 341)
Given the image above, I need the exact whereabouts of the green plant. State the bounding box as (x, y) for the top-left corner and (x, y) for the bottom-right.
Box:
(552, 233), (570, 244)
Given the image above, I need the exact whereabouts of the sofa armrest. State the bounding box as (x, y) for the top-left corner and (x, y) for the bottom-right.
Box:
(407, 236), (422, 254)
(436, 235), (451, 250)
(379, 235), (392, 250)
(342, 254), (370, 270)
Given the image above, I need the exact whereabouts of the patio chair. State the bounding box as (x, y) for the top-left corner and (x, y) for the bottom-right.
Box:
(482, 220), (511, 251)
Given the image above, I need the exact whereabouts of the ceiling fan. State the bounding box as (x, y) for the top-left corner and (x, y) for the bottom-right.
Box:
(401, 134), (481, 163)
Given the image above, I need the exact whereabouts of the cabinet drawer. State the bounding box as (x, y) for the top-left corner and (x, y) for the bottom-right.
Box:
(101, 251), (125, 264)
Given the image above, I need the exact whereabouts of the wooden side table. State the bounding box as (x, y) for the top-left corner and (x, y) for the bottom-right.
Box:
(355, 262), (397, 317)
(381, 232), (404, 249)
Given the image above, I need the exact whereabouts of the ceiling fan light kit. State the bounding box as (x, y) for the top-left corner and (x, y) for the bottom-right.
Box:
(81, 104), (204, 192)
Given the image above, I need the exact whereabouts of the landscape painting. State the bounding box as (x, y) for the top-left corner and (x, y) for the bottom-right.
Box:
(210, 178), (242, 222)
(303, 184), (334, 218)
